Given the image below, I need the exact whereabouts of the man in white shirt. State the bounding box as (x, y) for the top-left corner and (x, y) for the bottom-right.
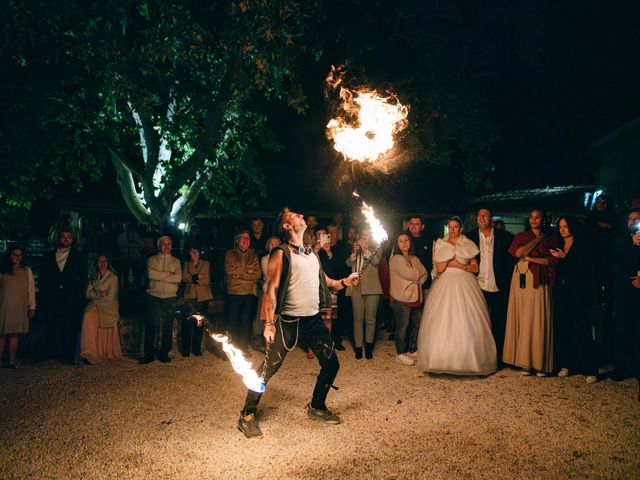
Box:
(140, 235), (181, 364)
(468, 209), (514, 364)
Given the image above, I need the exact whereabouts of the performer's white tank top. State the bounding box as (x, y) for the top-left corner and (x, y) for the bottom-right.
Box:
(281, 251), (320, 317)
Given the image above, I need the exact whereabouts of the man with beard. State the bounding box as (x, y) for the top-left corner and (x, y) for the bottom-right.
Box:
(237, 209), (360, 439)
(38, 230), (86, 362)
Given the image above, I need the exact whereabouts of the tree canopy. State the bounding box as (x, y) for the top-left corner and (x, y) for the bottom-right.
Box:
(1, 0), (322, 230)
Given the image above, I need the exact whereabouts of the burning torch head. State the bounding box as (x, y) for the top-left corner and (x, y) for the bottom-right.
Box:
(189, 313), (205, 327)
(209, 331), (266, 393)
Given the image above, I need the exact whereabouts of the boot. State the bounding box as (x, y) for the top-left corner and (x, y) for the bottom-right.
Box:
(354, 347), (363, 360)
(365, 342), (374, 360)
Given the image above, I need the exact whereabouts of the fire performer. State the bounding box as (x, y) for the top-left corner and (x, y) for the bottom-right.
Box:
(238, 208), (361, 439)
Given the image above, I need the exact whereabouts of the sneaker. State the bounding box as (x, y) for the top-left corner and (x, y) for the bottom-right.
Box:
(237, 413), (263, 439)
(138, 356), (155, 364)
(396, 353), (415, 366)
(520, 369), (533, 376)
(407, 351), (418, 359)
(557, 368), (569, 378)
(306, 350), (315, 360)
(585, 375), (598, 384)
(334, 342), (346, 351)
(536, 372), (548, 378)
(306, 403), (340, 424)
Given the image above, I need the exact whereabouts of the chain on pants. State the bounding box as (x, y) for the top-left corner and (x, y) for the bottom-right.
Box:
(242, 313), (339, 415)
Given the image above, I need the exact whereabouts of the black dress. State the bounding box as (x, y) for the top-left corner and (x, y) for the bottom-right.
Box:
(554, 239), (598, 375)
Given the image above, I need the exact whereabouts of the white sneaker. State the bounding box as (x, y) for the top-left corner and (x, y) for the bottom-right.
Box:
(407, 351), (417, 359)
(396, 353), (415, 366)
(536, 372), (548, 378)
(558, 368), (569, 378)
(585, 375), (598, 384)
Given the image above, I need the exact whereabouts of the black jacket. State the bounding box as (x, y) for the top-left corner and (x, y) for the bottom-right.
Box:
(38, 249), (86, 307)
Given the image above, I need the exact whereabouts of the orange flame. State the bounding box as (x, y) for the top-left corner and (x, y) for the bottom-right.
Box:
(353, 192), (388, 244)
(210, 332), (265, 393)
(326, 65), (409, 163)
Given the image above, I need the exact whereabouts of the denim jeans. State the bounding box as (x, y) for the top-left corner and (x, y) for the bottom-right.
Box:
(391, 301), (421, 354)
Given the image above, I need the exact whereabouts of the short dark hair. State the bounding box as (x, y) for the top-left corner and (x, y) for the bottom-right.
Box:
(628, 207), (640, 216)
(275, 208), (291, 239)
(476, 207), (493, 217)
(593, 193), (615, 212)
(409, 215), (423, 223)
(234, 230), (251, 246)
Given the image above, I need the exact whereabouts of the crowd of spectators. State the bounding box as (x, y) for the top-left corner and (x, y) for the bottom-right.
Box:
(0, 195), (638, 389)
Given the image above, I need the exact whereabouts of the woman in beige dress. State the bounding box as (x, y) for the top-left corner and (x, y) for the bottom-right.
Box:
(503, 209), (559, 376)
(0, 246), (36, 368)
(80, 255), (122, 364)
(181, 245), (213, 356)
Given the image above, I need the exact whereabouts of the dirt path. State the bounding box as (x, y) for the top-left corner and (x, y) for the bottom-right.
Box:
(1, 339), (638, 479)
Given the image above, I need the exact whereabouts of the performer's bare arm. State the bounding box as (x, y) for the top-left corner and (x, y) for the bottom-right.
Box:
(324, 272), (361, 292)
(262, 249), (283, 343)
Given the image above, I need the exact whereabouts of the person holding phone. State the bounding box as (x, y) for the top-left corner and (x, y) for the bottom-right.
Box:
(346, 228), (383, 360)
(609, 208), (640, 381)
(503, 208), (559, 377)
(550, 216), (598, 383)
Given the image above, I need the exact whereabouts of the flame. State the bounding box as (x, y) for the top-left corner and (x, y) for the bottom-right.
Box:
(210, 332), (266, 393)
(326, 65), (408, 163)
(353, 192), (388, 244)
(190, 314), (205, 327)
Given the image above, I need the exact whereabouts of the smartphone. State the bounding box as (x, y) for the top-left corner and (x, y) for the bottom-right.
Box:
(320, 233), (330, 247)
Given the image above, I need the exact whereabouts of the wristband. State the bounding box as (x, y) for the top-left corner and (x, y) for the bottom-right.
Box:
(340, 279), (347, 288)
(265, 321), (276, 327)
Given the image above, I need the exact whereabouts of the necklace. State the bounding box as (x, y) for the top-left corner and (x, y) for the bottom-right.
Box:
(287, 242), (312, 255)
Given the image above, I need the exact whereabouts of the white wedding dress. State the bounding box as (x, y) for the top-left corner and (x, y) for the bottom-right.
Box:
(416, 235), (497, 376)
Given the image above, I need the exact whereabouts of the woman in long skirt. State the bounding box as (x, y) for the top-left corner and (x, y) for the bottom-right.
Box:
(80, 254), (122, 364)
(503, 209), (559, 377)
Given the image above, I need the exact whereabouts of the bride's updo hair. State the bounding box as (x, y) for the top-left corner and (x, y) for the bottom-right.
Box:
(448, 216), (463, 228)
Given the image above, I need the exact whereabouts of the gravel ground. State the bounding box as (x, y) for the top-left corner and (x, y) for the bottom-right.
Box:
(1, 330), (639, 480)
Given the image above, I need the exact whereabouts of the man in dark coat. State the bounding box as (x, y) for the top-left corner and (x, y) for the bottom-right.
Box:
(467, 208), (515, 363)
(38, 229), (86, 362)
(609, 208), (640, 381)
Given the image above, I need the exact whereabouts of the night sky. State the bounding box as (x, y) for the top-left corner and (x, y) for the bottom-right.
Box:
(46, 1), (640, 218)
(258, 1), (640, 211)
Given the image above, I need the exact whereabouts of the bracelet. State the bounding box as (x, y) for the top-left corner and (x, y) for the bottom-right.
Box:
(265, 321), (276, 327)
(340, 279), (347, 288)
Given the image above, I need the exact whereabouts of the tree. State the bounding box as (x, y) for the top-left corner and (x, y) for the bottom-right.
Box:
(1, 0), (321, 228)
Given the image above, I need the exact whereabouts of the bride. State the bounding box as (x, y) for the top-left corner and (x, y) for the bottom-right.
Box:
(416, 217), (497, 376)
